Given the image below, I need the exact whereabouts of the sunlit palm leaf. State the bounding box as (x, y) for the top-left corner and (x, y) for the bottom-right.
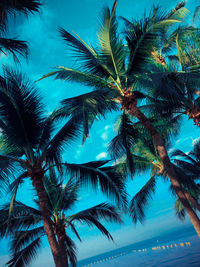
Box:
(97, 1), (126, 79)
(59, 27), (108, 77)
(8, 172), (27, 215)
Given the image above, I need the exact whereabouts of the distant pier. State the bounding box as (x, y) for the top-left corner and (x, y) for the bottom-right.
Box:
(81, 241), (191, 266)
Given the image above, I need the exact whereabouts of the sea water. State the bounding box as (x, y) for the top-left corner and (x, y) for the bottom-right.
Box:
(77, 227), (200, 267)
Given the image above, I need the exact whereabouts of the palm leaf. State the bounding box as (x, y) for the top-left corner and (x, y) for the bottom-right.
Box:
(0, 68), (44, 158)
(0, 202), (42, 238)
(109, 113), (138, 175)
(123, 5), (182, 75)
(62, 161), (127, 207)
(0, 0), (41, 29)
(68, 202), (122, 224)
(175, 199), (185, 221)
(8, 172), (27, 215)
(65, 235), (77, 267)
(45, 118), (82, 167)
(7, 236), (42, 267)
(129, 175), (156, 223)
(59, 27), (108, 77)
(39, 67), (116, 91)
(97, 1), (126, 80)
(0, 37), (28, 62)
(10, 227), (44, 253)
(59, 90), (118, 143)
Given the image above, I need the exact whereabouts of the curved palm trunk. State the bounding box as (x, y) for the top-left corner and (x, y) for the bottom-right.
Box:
(129, 106), (200, 237)
(183, 190), (200, 211)
(33, 177), (65, 267)
(56, 226), (69, 267)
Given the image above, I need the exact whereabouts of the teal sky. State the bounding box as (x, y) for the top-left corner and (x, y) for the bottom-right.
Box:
(0, 0), (200, 266)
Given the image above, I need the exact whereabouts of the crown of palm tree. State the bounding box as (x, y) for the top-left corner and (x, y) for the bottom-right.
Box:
(108, 115), (200, 223)
(0, 171), (123, 267)
(0, 67), (127, 209)
(142, 24), (200, 126)
(39, 0), (188, 143)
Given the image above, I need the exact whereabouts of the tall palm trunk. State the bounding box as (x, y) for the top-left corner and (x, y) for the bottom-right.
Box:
(56, 226), (69, 267)
(183, 190), (200, 211)
(33, 177), (65, 267)
(129, 106), (200, 237)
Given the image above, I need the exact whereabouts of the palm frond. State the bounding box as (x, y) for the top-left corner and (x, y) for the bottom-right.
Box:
(190, 140), (200, 161)
(0, 37), (28, 62)
(67, 221), (82, 242)
(39, 67), (116, 91)
(37, 112), (58, 152)
(0, 0), (41, 30)
(7, 236), (42, 267)
(97, 1), (126, 79)
(45, 118), (82, 167)
(171, 149), (198, 165)
(79, 215), (114, 241)
(175, 198), (185, 221)
(129, 176), (156, 223)
(0, 202), (41, 237)
(65, 235), (77, 267)
(51, 177), (80, 213)
(68, 202), (123, 224)
(59, 27), (108, 77)
(109, 113), (138, 175)
(174, 159), (200, 177)
(59, 90), (118, 143)
(0, 68), (44, 156)
(8, 172), (27, 215)
(10, 227), (44, 254)
(0, 154), (18, 190)
(123, 5), (182, 75)
(62, 161), (127, 207)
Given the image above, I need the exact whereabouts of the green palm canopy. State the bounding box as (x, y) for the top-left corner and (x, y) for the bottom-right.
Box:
(39, 0), (200, 237)
(0, 67), (127, 267)
(0, 171), (123, 267)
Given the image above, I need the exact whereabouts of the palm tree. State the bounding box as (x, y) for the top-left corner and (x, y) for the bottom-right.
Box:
(172, 139), (200, 179)
(143, 23), (200, 127)
(0, 171), (122, 267)
(39, 0), (200, 236)
(0, 67), (127, 267)
(109, 113), (200, 223)
(0, 0), (41, 62)
(175, 185), (200, 221)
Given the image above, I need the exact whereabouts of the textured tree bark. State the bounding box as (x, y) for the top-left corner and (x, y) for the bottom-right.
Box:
(129, 106), (200, 237)
(56, 226), (69, 267)
(183, 190), (200, 211)
(33, 177), (65, 267)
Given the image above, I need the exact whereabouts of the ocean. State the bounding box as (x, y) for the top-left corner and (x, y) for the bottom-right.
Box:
(77, 226), (200, 267)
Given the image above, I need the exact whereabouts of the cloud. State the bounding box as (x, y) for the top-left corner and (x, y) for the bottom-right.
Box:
(96, 152), (108, 160)
(99, 125), (112, 141)
(101, 132), (108, 140)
